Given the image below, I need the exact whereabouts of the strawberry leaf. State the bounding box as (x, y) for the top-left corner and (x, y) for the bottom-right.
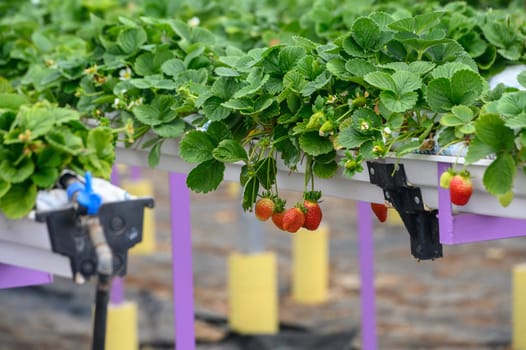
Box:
(278, 46), (306, 71)
(152, 119), (186, 138)
(0, 93), (29, 111)
(186, 159), (225, 193)
(0, 157), (34, 183)
(345, 58), (376, 76)
(380, 91), (418, 113)
(440, 105), (474, 126)
(242, 176), (259, 211)
(299, 132), (334, 156)
(426, 70), (484, 112)
(212, 140), (248, 163)
(364, 71), (396, 92)
(206, 121), (232, 144)
(31, 167), (59, 188)
(0, 182), (37, 219)
(474, 113), (515, 152)
(351, 17), (384, 52)
(337, 127), (370, 148)
(0, 179), (10, 199)
(202, 96), (231, 121)
(483, 153), (516, 195)
(179, 130), (215, 163)
(392, 71), (422, 94)
(117, 27), (147, 54)
(465, 136), (494, 164)
(313, 160), (338, 178)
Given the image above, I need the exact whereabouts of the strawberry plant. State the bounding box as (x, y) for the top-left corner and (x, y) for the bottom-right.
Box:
(2, 0), (526, 221)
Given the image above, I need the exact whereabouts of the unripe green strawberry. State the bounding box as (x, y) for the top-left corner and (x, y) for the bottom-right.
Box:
(319, 120), (336, 136)
(439, 168), (456, 189)
(498, 190), (514, 207)
(282, 205), (306, 233)
(351, 96), (367, 108)
(449, 171), (473, 206)
(254, 197), (275, 221)
(306, 111), (325, 129)
(303, 191), (322, 230)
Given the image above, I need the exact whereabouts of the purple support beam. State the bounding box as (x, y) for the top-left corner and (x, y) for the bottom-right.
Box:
(168, 173), (195, 350)
(357, 201), (378, 350)
(437, 162), (526, 245)
(130, 166), (142, 181)
(0, 263), (52, 289)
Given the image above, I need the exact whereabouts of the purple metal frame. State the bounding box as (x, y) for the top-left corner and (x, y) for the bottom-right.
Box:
(0, 263), (53, 289)
(357, 201), (378, 350)
(169, 173), (196, 350)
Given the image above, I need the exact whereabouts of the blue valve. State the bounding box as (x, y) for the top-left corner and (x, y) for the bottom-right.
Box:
(66, 172), (102, 215)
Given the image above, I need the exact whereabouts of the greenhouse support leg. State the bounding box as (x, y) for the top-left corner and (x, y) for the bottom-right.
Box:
(357, 201), (378, 350)
(169, 173), (196, 350)
(0, 263), (53, 289)
(110, 277), (124, 304)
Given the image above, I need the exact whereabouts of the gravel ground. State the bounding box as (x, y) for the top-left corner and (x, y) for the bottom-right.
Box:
(0, 168), (525, 350)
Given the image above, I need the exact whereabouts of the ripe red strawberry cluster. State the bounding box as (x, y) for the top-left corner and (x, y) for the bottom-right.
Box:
(254, 191), (323, 233)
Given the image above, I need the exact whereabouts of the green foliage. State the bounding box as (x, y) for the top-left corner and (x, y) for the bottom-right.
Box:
(2, 0), (526, 217)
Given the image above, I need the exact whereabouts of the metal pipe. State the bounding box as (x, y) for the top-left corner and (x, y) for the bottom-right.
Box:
(85, 216), (113, 350)
(92, 273), (111, 350)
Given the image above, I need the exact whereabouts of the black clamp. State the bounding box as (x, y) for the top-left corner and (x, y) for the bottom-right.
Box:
(367, 161), (442, 260)
(35, 198), (154, 281)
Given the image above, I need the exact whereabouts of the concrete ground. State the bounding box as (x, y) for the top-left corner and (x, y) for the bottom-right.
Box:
(0, 167), (525, 349)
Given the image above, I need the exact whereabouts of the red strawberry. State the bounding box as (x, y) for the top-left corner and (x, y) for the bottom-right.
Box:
(271, 197), (286, 231)
(282, 205), (306, 233)
(371, 202), (388, 223)
(272, 211), (286, 230)
(303, 191), (323, 231)
(254, 197), (275, 221)
(449, 171), (472, 206)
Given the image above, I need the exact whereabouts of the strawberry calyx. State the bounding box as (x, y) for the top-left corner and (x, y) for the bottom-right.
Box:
(273, 196), (286, 213)
(303, 190), (322, 203)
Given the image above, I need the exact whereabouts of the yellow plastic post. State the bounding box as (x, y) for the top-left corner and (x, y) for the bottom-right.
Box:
(226, 181), (241, 199)
(120, 179), (156, 255)
(228, 251), (278, 334)
(513, 264), (526, 350)
(105, 301), (138, 350)
(292, 225), (328, 304)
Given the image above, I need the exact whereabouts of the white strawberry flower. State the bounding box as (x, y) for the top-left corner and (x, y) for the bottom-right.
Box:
(360, 120), (370, 131)
(188, 17), (200, 28)
(119, 67), (132, 80)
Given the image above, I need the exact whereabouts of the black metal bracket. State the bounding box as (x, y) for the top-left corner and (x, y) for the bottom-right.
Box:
(35, 198), (155, 281)
(367, 161), (442, 260)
